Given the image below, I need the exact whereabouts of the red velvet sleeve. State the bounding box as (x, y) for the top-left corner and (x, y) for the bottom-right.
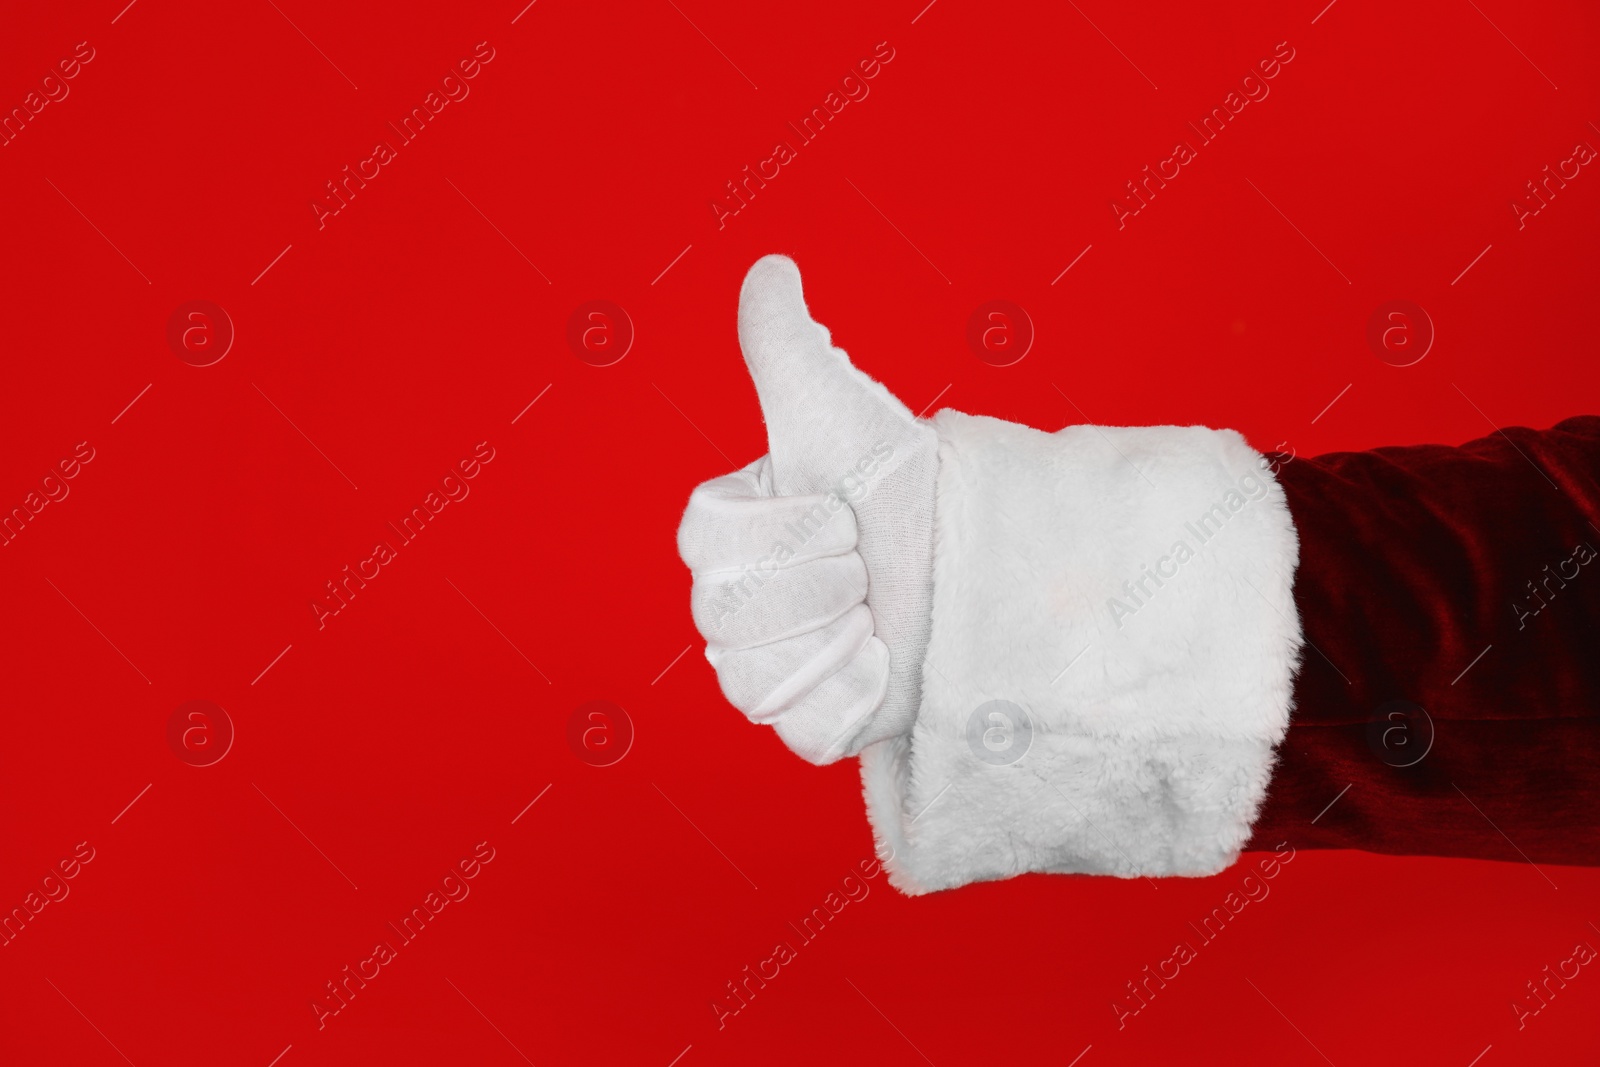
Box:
(1247, 416), (1600, 867)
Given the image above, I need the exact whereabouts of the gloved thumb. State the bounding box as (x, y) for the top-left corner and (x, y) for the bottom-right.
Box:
(738, 254), (919, 497)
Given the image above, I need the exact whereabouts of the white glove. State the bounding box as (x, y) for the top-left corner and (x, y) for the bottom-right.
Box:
(677, 255), (938, 764)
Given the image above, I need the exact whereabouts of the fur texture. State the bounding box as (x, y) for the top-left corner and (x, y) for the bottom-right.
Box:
(861, 410), (1304, 894)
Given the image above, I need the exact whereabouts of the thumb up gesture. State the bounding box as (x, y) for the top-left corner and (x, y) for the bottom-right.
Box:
(676, 256), (938, 764)
(677, 255), (1311, 894)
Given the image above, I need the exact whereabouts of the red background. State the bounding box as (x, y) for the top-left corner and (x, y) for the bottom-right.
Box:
(2, 1), (1597, 1064)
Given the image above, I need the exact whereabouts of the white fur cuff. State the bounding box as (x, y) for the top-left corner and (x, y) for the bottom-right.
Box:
(861, 411), (1303, 894)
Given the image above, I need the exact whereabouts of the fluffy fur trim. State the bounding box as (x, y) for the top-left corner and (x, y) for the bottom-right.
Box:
(861, 411), (1303, 894)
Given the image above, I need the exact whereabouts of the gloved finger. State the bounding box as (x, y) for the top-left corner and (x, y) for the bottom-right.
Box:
(707, 603), (876, 721)
(689, 551), (867, 650)
(771, 635), (891, 765)
(677, 457), (858, 574)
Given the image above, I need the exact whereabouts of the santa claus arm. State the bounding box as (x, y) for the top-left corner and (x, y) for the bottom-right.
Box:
(677, 255), (1600, 894)
(1250, 415), (1600, 868)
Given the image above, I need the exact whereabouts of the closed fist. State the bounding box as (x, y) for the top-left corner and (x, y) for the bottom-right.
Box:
(676, 255), (939, 763)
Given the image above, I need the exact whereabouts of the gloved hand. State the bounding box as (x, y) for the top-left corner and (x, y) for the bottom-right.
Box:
(676, 255), (939, 764)
(678, 255), (1302, 895)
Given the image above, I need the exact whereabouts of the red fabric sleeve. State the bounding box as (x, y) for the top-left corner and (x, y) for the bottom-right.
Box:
(1247, 416), (1600, 867)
